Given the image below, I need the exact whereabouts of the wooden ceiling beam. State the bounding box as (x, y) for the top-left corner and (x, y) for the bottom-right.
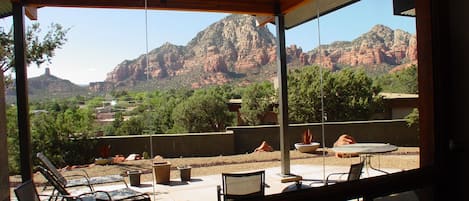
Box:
(25, 6), (37, 20)
(281, 0), (312, 14)
(22, 0), (307, 15)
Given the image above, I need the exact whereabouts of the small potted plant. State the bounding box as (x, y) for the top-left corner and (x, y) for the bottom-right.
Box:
(127, 170), (143, 186)
(294, 129), (320, 153)
(177, 164), (192, 181)
(95, 144), (113, 165)
(152, 159), (171, 184)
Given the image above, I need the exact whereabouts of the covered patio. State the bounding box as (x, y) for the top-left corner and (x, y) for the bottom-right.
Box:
(2, 0), (463, 200)
(4, 0), (364, 179)
(12, 146), (420, 200)
(39, 164), (409, 201)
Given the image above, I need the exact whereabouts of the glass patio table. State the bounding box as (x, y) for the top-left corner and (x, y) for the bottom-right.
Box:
(331, 143), (398, 174)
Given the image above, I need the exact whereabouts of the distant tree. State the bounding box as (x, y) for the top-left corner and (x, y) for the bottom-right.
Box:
(326, 68), (382, 121)
(30, 112), (66, 166)
(172, 93), (234, 133)
(138, 90), (189, 134)
(30, 111), (96, 166)
(198, 84), (242, 100)
(6, 105), (19, 174)
(107, 111), (124, 136)
(1, 23), (69, 84)
(55, 107), (94, 135)
(375, 65), (418, 93)
(7, 101), (96, 174)
(117, 115), (144, 135)
(2, 23), (68, 174)
(288, 66), (382, 123)
(86, 96), (105, 109)
(405, 108), (419, 127)
(288, 66), (330, 123)
(103, 124), (116, 136)
(239, 81), (276, 125)
(110, 90), (131, 101)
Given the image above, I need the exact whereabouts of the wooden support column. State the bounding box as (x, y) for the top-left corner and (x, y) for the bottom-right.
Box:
(275, 12), (290, 175)
(13, 2), (33, 182)
(415, 0), (434, 169)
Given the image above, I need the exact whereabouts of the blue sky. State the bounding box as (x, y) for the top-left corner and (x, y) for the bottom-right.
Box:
(0, 0), (416, 85)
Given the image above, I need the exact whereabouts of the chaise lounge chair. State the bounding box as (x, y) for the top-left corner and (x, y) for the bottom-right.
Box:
(14, 179), (106, 201)
(37, 165), (151, 201)
(14, 180), (42, 201)
(36, 152), (127, 192)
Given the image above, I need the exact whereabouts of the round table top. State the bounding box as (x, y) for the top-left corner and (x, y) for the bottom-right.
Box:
(281, 183), (312, 192)
(331, 143), (398, 154)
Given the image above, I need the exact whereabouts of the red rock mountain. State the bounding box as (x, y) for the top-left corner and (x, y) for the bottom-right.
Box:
(101, 14), (416, 90)
(304, 24), (417, 71)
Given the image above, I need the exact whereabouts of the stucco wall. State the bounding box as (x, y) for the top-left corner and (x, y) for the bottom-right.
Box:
(96, 120), (418, 158)
(228, 119), (418, 154)
(97, 131), (235, 158)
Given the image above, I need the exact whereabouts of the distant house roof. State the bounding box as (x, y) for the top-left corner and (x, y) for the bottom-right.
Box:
(380, 92), (418, 110)
(31, 110), (48, 115)
(228, 99), (242, 104)
(380, 92), (419, 99)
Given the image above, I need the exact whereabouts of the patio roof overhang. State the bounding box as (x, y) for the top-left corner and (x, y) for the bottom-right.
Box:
(18, 0), (305, 15)
(0, 0), (309, 20)
(256, 0), (359, 29)
(0, 0), (12, 18)
(1, 0), (359, 28)
(392, 0), (415, 17)
(0, 0), (37, 19)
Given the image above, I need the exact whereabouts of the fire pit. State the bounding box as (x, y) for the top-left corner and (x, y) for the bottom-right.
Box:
(294, 142), (320, 153)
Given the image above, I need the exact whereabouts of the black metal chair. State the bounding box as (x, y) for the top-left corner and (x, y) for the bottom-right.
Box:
(217, 170), (265, 201)
(37, 165), (150, 201)
(325, 161), (364, 185)
(14, 180), (41, 201)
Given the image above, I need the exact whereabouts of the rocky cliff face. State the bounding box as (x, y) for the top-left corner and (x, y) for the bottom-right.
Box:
(6, 68), (87, 101)
(105, 14), (278, 88)
(306, 24), (417, 70)
(106, 43), (187, 84)
(185, 14), (277, 73)
(103, 15), (417, 90)
(28, 68), (86, 94)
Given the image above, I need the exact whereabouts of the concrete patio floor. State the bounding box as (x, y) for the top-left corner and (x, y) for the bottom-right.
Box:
(64, 164), (402, 201)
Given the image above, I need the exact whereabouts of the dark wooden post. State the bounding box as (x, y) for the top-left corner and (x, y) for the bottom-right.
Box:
(13, 2), (33, 182)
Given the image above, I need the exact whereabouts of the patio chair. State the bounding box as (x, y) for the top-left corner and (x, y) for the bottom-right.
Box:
(217, 170), (265, 201)
(14, 180), (41, 201)
(325, 161), (364, 185)
(36, 152), (127, 192)
(14, 179), (95, 201)
(37, 165), (151, 201)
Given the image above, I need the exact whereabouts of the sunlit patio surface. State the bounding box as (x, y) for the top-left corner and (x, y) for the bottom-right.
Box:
(40, 164), (404, 201)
